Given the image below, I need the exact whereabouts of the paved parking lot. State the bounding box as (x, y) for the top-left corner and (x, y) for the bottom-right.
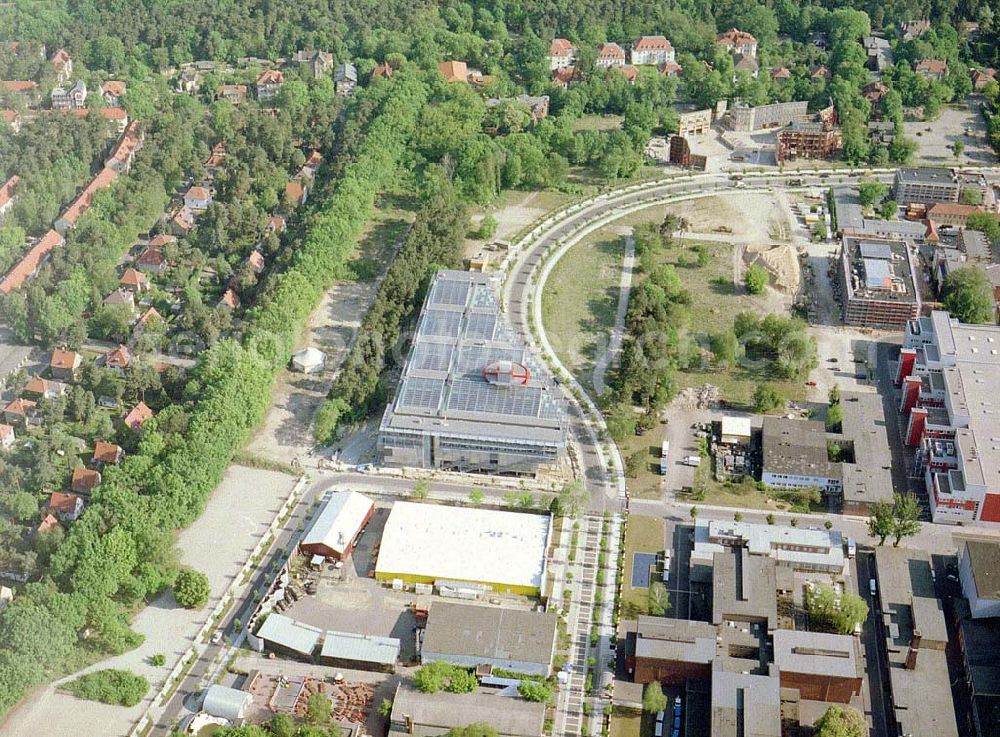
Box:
(904, 100), (994, 164)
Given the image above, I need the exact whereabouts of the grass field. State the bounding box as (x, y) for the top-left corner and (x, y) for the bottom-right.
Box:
(542, 231), (625, 393)
(573, 114), (624, 132)
(348, 190), (418, 280)
(621, 515), (666, 618)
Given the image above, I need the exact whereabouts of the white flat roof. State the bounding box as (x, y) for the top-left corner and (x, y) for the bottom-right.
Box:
(721, 416), (752, 438)
(302, 491), (374, 556)
(375, 502), (551, 590)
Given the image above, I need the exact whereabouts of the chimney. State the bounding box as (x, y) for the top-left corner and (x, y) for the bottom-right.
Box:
(905, 629), (921, 670)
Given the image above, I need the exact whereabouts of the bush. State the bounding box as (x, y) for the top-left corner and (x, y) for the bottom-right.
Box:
(62, 669), (149, 706)
(745, 263), (768, 294)
(150, 653), (165, 667)
(173, 568), (211, 609)
(752, 383), (784, 413)
(413, 662), (477, 694)
(476, 213), (498, 240)
(518, 680), (553, 702)
(642, 681), (668, 713)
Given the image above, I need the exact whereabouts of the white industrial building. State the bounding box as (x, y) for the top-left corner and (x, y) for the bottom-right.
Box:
(692, 519), (845, 573)
(299, 490), (374, 561)
(374, 502), (551, 596)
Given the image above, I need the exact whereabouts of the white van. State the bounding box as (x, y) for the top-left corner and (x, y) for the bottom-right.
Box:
(869, 578), (877, 596)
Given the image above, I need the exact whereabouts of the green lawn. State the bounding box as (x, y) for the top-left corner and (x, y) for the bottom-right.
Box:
(621, 514), (665, 617)
(347, 190), (418, 280)
(542, 231), (625, 394)
(573, 114), (624, 132)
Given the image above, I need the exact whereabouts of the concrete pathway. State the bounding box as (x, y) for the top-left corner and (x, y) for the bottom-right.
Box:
(592, 235), (634, 395)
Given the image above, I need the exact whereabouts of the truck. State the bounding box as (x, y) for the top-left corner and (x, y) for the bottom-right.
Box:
(683, 455), (702, 467)
(660, 441), (670, 475)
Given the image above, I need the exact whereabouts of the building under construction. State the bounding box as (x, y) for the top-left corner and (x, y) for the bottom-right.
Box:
(838, 236), (922, 328)
(377, 270), (567, 474)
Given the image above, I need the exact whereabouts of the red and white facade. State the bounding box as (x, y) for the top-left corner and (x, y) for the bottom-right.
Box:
(631, 36), (675, 66)
(596, 43), (626, 68)
(549, 38), (576, 70)
(897, 311), (1000, 524)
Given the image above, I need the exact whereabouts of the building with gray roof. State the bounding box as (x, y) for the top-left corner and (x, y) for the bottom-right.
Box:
(319, 630), (400, 672)
(958, 537), (1000, 618)
(839, 235), (922, 328)
(761, 417), (842, 494)
(388, 684), (545, 737)
(421, 602), (557, 676)
(202, 684), (253, 722)
(711, 548), (778, 630)
(894, 167), (961, 204)
(378, 270), (567, 474)
(710, 671), (781, 737)
(954, 596), (1000, 737)
(837, 391), (895, 513)
(256, 613), (322, 661)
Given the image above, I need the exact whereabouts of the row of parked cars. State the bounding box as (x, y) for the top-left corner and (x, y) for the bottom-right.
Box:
(654, 695), (683, 737)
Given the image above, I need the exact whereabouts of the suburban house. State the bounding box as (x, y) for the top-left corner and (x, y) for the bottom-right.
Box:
(50, 349), (82, 382)
(717, 28), (758, 58)
(596, 42), (626, 68)
(0, 423), (15, 449)
(255, 69), (284, 103)
(3, 398), (36, 427)
(104, 344), (131, 374)
(0, 229), (65, 294)
(92, 440), (124, 466)
(733, 54), (760, 78)
(50, 48), (73, 82)
(334, 63), (358, 95)
(51, 80), (87, 109)
(770, 66), (792, 81)
(170, 206), (195, 236)
(549, 38), (576, 70)
(915, 59), (948, 81)
(371, 62), (394, 80)
(99, 106), (129, 134)
(55, 167), (120, 234)
(285, 179), (308, 208)
(99, 80), (126, 106)
(292, 49), (334, 78)
(119, 268), (148, 292)
(134, 307), (162, 334)
(247, 250), (265, 274)
(971, 67), (996, 90)
(23, 376), (66, 400)
(217, 84), (248, 104)
(811, 65), (831, 80)
(631, 36), (674, 66)
(0, 175), (19, 221)
(659, 61), (682, 77)
(104, 120), (145, 174)
(38, 514), (60, 535)
(267, 215), (286, 234)
(1, 109), (21, 132)
(71, 466), (101, 494)
(103, 288), (136, 312)
(1, 80), (39, 106)
(136, 244), (168, 273)
(218, 288), (241, 310)
(183, 186), (213, 211)
(438, 60), (470, 83)
(901, 19), (932, 41)
(618, 65), (639, 84)
(123, 401), (154, 432)
(48, 492), (84, 522)
(551, 66), (576, 89)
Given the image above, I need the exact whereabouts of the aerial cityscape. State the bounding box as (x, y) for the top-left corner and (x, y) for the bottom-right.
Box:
(2, 3), (1000, 737)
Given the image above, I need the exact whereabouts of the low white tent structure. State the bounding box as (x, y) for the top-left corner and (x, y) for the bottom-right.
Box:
(202, 684), (252, 722)
(291, 347), (326, 373)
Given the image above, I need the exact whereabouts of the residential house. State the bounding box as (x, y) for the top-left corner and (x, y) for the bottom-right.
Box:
(99, 80), (126, 106)
(0, 229), (65, 294)
(247, 250), (265, 274)
(149, 233), (177, 249)
(92, 440), (123, 466)
(900, 20), (932, 41)
(217, 84), (248, 104)
(549, 38), (576, 70)
(811, 65), (831, 81)
(301, 149), (323, 177)
(218, 288), (241, 310)
(658, 61), (682, 77)
(55, 167), (120, 233)
(1, 80), (39, 105)
(371, 62), (393, 80)
(267, 215), (286, 234)
(863, 36), (893, 72)
(926, 202), (985, 228)
(71, 466), (101, 494)
(733, 54), (760, 78)
(37, 514), (60, 535)
(915, 59), (948, 81)
(0, 175), (19, 221)
(51, 80), (87, 110)
(596, 43), (626, 68)
(0, 423), (14, 449)
(971, 68), (996, 90)
(631, 36), (674, 66)
(105, 120), (145, 174)
(438, 60), (469, 83)
(3, 398), (35, 427)
(136, 244), (168, 273)
(48, 492), (84, 522)
(123, 401), (153, 432)
(717, 28), (758, 58)
(104, 344), (131, 374)
(770, 66), (792, 82)
(99, 106), (129, 134)
(119, 268), (148, 293)
(176, 68), (200, 94)
(23, 376), (66, 400)
(134, 306), (162, 335)
(184, 185), (213, 211)
(293, 50), (335, 78)
(50, 48), (73, 82)
(1, 109), (21, 132)
(103, 288), (136, 312)
(334, 63), (357, 95)
(618, 65), (639, 84)
(285, 179), (308, 209)
(863, 81), (890, 103)
(551, 66), (576, 89)
(170, 206), (195, 236)
(255, 69), (284, 103)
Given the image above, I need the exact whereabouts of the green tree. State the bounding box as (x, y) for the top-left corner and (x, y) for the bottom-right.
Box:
(647, 580), (670, 615)
(61, 670), (148, 706)
(867, 501), (894, 546)
(642, 681), (668, 713)
(468, 488), (484, 505)
(518, 680), (553, 702)
(305, 692), (332, 725)
(689, 506), (698, 521)
(878, 199), (898, 220)
(412, 479), (430, 500)
(857, 180), (888, 208)
(826, 402), (844, 432)
(953, 140), (965, 159)
(476, 214), (498, 240)
(173, 568), (210, 609)
(709, 332), (740, 367)
(960, 189), (982, 206)
(625, 450), (645, 479)
(555, 480), (589, 518)
(745, 263), (768, 294)
(444, 725), (498, 737)
(813, 705), (867, 737)
(891, 493), (922, 547)
(942, 267), (996, 324)
(752, 384), (784, 413)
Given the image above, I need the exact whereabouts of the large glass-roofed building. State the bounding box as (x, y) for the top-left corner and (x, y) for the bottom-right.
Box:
(378, 270), (567, 474)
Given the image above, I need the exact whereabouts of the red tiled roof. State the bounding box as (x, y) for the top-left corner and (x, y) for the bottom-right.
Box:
(105, 344), (131, 369)
(0, 424), (13, 440)
(71, 466), (100, 492)
(99, 107), (128, 121)
(50, 48), (71, 68)
(48, 492), (81, 516)
(618, 65), (639, 82)
(634, 36), (673, 52)
(149, 234), (177, 248)
(0, 175), (19, 210)
(219, 288), (241, 309)
(107, 120), (143, 166)
(770, 66), (792, 79)
(119, 268), (146, 287)
(60, 167), (119, 227)
(438, 60), (469, 82)
(256, 69), (284, 85)
(137, 245), (166, 267)
(38, 513), (60, 534)
(305, 149), (323, 168)
(92, 440), (122, 464)
(2, 80), (38, 93)
(927, 202), (983, 217)
(915, 59), (948, 74)
(372, 62), (394, 79)
(285, 180), (305, 204)
(137, 306), (161, 326)
(717, 28), (757, 46)
(550, 38), (575, 57)
(658, 62), (683, 76)
(124, 401), (153, 431)
(248, 250), (265, 272)
(1, 109), (17, 124)
(4, 398), (35, 415)
(268, 215), (286, 233)
(101, 80), (126, 97)
(552, 67), (576, 86)
(598, 43), (626, 60)
(186, 185), (210, 200)
(0, 229), (64, 294)
(24, 376), (50, 395)
(50, 348), (80, 371)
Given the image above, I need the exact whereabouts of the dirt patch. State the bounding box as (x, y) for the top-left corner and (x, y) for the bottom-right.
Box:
(665, 193), (791, 245)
